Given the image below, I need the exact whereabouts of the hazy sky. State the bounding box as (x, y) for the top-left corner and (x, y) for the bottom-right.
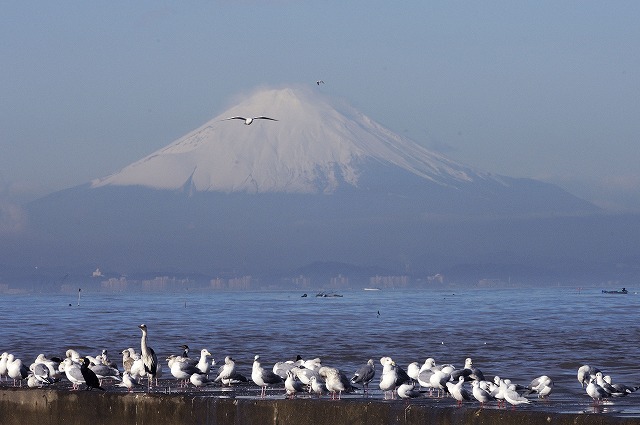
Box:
(1, 1), (639, 211)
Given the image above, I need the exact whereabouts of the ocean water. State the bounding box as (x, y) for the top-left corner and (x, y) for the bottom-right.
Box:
(2, 285), (640, 416)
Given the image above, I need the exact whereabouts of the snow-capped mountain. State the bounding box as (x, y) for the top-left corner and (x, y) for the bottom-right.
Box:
(16, 85), (606, 278)
(92, 86), (500, 195)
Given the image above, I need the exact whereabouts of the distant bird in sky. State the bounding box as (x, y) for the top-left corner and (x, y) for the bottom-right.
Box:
(223, 116), (278, 125)
(316, 80), (324, 85)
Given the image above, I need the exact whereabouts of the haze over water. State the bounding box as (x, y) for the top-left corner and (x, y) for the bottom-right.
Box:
(2, 285), (640, 416)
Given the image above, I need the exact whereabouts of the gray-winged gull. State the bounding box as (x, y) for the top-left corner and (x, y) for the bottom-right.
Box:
(273, 355), (303, 379)
(577, 364), (601, 388)
(190, 372), (216, 388)
(586, 377), (609, 404)
(118, 371), (143, 392)
(604, 375), (640, 396)
(525, 375), (554, 398)
(252, 355), (283, 398)
(499, 378), (530, 407)
(223, 116), (278, 125)
(471, 380), (495, 407)
(284, 370), (306, 399)
(397, 382), (424, 400)
(215, 356), (237, 383)
(450, 357), (485, 382)
(62, 358), (85, 390)
(447, 376), (472, 405)
(167, 355), (201, 387)
(30, 362), (53, 387)
(309, 375), (327, 397)
(351, 359), (375, 394)
(595, 372), (625, 397)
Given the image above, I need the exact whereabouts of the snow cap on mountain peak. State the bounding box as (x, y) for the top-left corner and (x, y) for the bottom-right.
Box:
(92, 85), (491, 194)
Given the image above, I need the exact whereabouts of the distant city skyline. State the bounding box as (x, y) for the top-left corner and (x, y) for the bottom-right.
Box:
(1, 1), (639, 213)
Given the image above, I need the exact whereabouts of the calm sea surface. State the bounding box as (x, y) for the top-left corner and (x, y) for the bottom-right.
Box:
(2, 285), (640, 416)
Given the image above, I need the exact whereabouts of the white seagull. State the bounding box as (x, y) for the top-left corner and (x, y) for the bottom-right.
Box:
(577, 364), (601, 388)
(447, 376), (472, 406)
(318, 366), (352, 400)
(223, 116), (278, 125)
(378, 357), (399, 399)
(500, 378), (531, 407)
(196, 349), (213, 375)
(215, 356), (237, 384)
(61, 358), (85, 390)
(309, 375), (327, 398)
(284, 370), (306, 399)
(471, 380), (495, 407)
(397, 382), (424, 400)
(586, 377), (609, 404)
(252, 355), (283, 398)
(190, 372), (216, 389)
(118, 371), (143, 392)
(526, 375), (554, 398)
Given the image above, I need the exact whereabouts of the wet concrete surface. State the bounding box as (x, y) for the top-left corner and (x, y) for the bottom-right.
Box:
(1, 379), (640, 424)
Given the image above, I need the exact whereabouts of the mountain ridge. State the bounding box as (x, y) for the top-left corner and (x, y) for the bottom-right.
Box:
(91, 86), (508, 195)
(7, 85), (620, 280)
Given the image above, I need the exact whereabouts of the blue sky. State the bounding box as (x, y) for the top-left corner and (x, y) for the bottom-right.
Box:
(1, 1), (639, 211)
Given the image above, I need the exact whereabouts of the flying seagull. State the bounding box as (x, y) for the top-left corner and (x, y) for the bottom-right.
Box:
(223, 116), (278, 125)
(316, 80), (325, 85)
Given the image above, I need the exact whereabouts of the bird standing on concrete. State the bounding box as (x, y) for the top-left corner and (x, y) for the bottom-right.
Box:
(351, 359), (375, 395)
(79, 358), (105, 391)
(138, 324), (158, 390)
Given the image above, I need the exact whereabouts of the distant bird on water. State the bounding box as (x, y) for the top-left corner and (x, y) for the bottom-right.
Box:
(223, 116), (278, 125)
(138, 324), (158, 390)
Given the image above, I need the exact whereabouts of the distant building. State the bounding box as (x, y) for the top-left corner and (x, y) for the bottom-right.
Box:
(142, 276), (191, 290)
(427, 274), (444, 284)
(101, 277), (127, 291)
(210, 277), (225, 290)
(478, 278), (508, 288)
(228, 276), (252, 290)
(210, 276), (253, 290)
(330, 274), (349, 288)
(290, 275), (311, 288)
(369, 275), (409, 288)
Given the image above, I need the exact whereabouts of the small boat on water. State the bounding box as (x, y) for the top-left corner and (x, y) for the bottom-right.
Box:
(364, 288), (380, 291)
(602, 288), (628, 294)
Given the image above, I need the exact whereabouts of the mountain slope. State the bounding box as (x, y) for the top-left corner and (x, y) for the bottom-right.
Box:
(10, 85), (609, 278)
(92, 86), (504, 194)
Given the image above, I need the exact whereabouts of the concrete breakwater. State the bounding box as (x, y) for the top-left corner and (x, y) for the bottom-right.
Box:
(1, 388), (638, 425)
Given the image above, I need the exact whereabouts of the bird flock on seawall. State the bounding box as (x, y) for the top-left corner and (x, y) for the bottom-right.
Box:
(1, 323), (639, 410)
